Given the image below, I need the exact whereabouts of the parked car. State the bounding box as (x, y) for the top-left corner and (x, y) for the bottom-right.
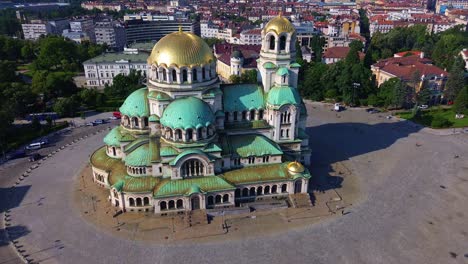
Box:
(108, 116), (118, 120)
(29, 153), (42, 162)
(366, 108), (380, 114)
(113, 112), (122, 119)
(418, 105), (429, 109)
(85, 122), (95, 126)
(93, 119), (105, 125)
(26, 142), (42, 150)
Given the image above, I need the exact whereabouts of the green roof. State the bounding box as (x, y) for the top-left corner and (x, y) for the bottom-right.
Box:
(203, 142), (222, 152)
(202, 87), (222, 98)
(121, 175), (161, 193)
(153, 176), (235, 198)
(160, 146), (179, 157)
(263, 62), (277, 69)
(267, 86), (301, 107)
(290, 62), (301, 68)
(215, 110), (225, 117)
(147, 90), (171, 101)
(148, 114), (160, 122)
(124, 137), (148, 153)
(125, 140), (160, 166)
(103, 126), (136, 146)
(119, 88), (150, 117)
(221, 162), (310, 185)
(222, 134), (283, 157)
(83, 51), (149, 64)
(170, 149), (214, 166)
(113, 180), (125, 191)
(90, 146), (128, 185)
(160, 97), (214, 130)
(276, 67), (289, 76)
(222, 84), (265, 112)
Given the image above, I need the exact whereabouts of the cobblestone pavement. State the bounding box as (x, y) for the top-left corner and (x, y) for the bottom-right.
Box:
(1, 103), (468, 264)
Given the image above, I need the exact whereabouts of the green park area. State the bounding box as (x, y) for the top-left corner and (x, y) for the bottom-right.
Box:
(398, 108), (468, 129)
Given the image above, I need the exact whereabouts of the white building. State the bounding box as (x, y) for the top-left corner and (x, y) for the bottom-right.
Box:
(94, 19), (126, 50)
(22, 19), (69, 40)
(83, 48), (148, 88)
(240, 28), (262, 45)
(70, 18), (95, 43)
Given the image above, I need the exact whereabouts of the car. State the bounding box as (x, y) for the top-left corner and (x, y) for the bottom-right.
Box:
(93, 119), (105, 125)
(113, 112), (122, 119)
(26, 142), (42, 150)
(38, 137), (49, 145)
(85, 122), (95, 126)
(28, 153), (42, 162)
(108, 116), (118, 120)
(418, 105), (429, 109)
(366, 108), (375, 113)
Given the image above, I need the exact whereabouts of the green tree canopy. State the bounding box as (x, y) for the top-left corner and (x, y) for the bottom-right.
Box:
(454, 86), (468, 114)
(444, 55), (466, 102)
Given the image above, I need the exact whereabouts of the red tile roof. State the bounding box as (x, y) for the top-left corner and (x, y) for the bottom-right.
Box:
(323, 47), (365, 60)
(372, 56), (447, 81)
(214, 43), (261, 68)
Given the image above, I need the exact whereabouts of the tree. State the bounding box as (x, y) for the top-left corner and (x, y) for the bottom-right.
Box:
(0, 105), (14, 158)
(444, 56), (466, 102)
(229, 74), (242, 84)
(104, 70), (143, 98)
(454, 86), (468, 114)
(359, 8), (370, 41)
(33, 36), (79, 71)
(240, 70), (257, 84)
(310, 35), (326, 62)
(417, 85), (432, 105)
(21, 41), (36, 62)
(1, 82), (37, 116)
(0, 60), (16, 82)
(301, 62), (327, 100)
(53, 95), (80, 117)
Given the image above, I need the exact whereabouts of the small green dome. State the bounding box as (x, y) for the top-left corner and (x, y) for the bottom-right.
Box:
(267, 86), (301, 107)
(161, 97), (215, 130)
(231, 50), (242, 59)
(119, 88), (150, 117)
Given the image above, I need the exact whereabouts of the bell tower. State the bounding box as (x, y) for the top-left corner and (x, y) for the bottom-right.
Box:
(257, 13), (300, 92)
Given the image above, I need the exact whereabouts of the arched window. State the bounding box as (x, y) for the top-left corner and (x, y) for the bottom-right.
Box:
(242, 188), (249, 197)
(235, 188), (241, 197)
(182, 69), (187, 83)
(129, 198), (135, 206)
(287, 113), (291, 123)
(215, 195), (222, 204)
(233, 111), (238, 121)
(207, 66), (212, 78)
(143, 197), (149, 206)
(193, 68), (198, 81)
(242, 111), (247, 120)
(136, 198), (142, 206)
(155, 69), (159, 80)
(207, 196), (214, 205)
(160, 201), (167, 210)
(171, 69), (177, 82)
(269, 35), (276, 50)
(143, 117), (148, 127)
(250, 109), (255, 120)
(181, 159), (205, 177)
(259, 109), (264, 119)
(112, 147), (116, 156)
(249, 187), (256, 196)
(281, 184), (287, 193)
(139, 167), (143, 174)
(133, 117), (139, 128)
(264, 186), (270, 194)
(168, 200), (175, 209)
(162, 68), (167, 81)
(175, 129), (182, 140)
(279, 35), (286, 51)
(197, 127), (203, 139)
(257, 186), (263, 195)
(225, 112), (229, 122)
(176, 199), (183, 209)
(223, 194), (229, 203)
(271, 185), (278, 193)
(186, 129), (193, 142)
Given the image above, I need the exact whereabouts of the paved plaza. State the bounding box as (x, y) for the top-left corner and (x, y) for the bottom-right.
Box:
(1, 102), (468, 264)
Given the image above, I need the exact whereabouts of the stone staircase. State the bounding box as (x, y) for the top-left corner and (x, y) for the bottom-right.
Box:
(289, 193), (313, 208)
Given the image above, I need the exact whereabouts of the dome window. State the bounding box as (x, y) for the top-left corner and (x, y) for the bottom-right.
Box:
(280, 35), (286, 51)
(269, 35), (275, 50)
(193, 69), (198, 81)
(182, 69), (188, 83)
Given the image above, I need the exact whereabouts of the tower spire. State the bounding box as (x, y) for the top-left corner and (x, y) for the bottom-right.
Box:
(178, 25), (182, 32)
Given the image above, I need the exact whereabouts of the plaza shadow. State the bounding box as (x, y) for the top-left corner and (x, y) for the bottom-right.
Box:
(0, 186), (31, 214)
(305, 120), (422, 192)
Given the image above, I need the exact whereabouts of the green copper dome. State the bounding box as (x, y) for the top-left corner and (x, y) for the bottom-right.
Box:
(267, 86), (301, 107)
(160, 97), (215, 130)
(119, 88), (150, 117)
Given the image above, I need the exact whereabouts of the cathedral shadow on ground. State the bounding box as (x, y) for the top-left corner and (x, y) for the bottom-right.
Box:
(0, 225), (31, 247)
(305, 120), (423, 192)
(0, 186), (31, 214)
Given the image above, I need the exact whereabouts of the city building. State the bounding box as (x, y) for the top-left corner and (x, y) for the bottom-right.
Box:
(240, 28), (262, 45)
(83, 48), (148, 88)
(95, 19), (127, 50)
(22, 19), (69, 40)
(322, 46), (364, 64)
(89, 15), (311, 214)
(213, 43), (261, 79)
(125, 20), (199, 44)
(62, 30), (89, 43)
(371, 52), (448, 95)
(70, 18), (96, 43)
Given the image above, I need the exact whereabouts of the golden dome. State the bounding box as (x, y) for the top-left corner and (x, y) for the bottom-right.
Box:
(147, 30), (215, 67)
(263, 14), (295, 35)
(287, 161), (305, 173)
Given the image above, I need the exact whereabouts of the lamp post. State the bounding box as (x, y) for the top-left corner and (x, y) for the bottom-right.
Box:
(352, 82), (361, 107)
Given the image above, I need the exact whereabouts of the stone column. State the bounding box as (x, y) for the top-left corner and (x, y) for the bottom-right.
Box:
(187, 69), (193, 84)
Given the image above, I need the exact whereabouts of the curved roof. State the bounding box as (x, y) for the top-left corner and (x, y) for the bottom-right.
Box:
(267, 86), (301, 107)
(223, 134), (283, 157)
(147, 30), (215, 67)
(125, 140), (160, 166)
(170, 149), (211, 165)
(160, 97), (215, 130)
(103, 126), (135, 147)
(222, 84), (264, 112)
(119, 88), (150, 117)
(263, 14), (295, 35)
(276, 67), (289, 76)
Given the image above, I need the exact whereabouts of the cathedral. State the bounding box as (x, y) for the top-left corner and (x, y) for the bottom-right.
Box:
(90, 15), (312, 214)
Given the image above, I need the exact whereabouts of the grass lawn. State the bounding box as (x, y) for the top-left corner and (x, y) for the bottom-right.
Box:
(398, 108), (468, 128)
(5, 122), (69, 152)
